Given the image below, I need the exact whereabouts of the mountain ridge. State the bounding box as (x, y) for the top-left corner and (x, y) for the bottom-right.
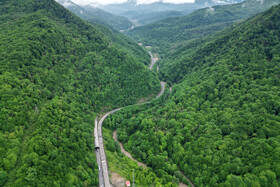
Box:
(126, 0), (280, 54)
(0, 0), (160, 186)
(56, 0), (134, 30)
(105, 4), (280, 186)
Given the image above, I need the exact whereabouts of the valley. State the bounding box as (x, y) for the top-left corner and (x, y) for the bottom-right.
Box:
(95, 52), (166, 186)
(0, 0), (280, 186)
(100, 2), (280, 187)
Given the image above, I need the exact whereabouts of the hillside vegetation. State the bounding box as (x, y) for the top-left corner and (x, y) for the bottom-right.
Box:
(56, 0), (151, 65)
(105, 5), (280, 186)
(126, 0), (280, 54)
(0, 0), (160, 186)
(82, 5), (134, 31)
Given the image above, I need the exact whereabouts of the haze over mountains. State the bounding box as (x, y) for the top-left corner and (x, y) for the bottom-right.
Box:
(56, 0), (134, 30)
(65, 0), (245, 26)
(126, 0), (280, 54)
(99, 0), (244, 25)
(1, 0), (280, 186)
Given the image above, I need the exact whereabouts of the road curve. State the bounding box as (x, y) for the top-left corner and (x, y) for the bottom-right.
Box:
(148, 51), (159, 70)
(157, 82), (166, 99)
(94, 52), (165, 187)
(95, 81), (165, 186)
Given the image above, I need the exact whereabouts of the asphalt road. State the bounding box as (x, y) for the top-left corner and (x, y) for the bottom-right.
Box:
(94, 52), (165, 187)
(95, 149), (104, 187)
(95, 81), (165, 187)
(96, 109), (121, 187)
(157, 82), (166, 99)
(148, 51), (158, 70)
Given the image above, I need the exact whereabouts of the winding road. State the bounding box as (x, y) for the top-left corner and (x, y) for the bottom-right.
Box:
(148, 51), (159, 70)
(94, 51), (162, 187)
(94, 80), (165, 187)
(94, 52), (191, 187)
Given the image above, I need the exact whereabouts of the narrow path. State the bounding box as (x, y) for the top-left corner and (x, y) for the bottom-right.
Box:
(113, 130), (147, 167)
(113, 129), (195, 187)
(180, 171), (195, 187)
(119, 25), (135, 32)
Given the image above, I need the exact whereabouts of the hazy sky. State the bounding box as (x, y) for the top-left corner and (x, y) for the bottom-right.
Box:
(71, 0), (195, 5)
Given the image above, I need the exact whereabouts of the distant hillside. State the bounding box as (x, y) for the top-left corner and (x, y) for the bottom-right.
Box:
(56, 0), (150, 66)
(56, 0), (133, 30)
(83, 5), (134, 31)
(106, 5), (280, 186)
(99, 0), (243, 15)
(0, 0), (160, 186)
(126, 0), (280, 54)
(99, 0), (240, 26)
(123, 10), (183, 25)
(99, 1), (204, 15)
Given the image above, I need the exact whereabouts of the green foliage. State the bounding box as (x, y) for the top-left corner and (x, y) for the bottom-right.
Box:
(0, 0), (160, 186)
(83, 6), (133, 31)
(126, 0), (280, 55)
(160, 3), (280, 83)
(59, 2), (151, 66)
(105, 5), (280, 186)
(103, 128), (176, 187)
(0, 170), (7, 186)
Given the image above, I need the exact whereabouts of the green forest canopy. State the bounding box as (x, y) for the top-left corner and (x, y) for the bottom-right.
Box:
(105, 5), (280, 186)
(0, 0), (160, 186)
(126, 0), (280, 55)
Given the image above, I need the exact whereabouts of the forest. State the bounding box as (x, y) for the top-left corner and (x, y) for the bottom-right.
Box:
(1, 0), (280, 186)
(0, 0), (160, 185)
(126, 0), (280, 55)
(105, 5), (280, 186)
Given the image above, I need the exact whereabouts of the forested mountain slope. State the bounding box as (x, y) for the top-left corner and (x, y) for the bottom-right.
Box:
(126, 0), (280, 54)
(81, 5), (134, 31)
(55, 0), (150, 65)
(105, 5), (280, 186)
(56, 0), (134, 30)
(0, 0), (160, 186)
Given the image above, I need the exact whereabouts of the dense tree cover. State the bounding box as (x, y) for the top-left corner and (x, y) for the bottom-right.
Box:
(86, 23), (151, 66)
(103, 128), (177, 187)
(0, 0), (160, 185)
(104, 5), (280, 186)
(82, 5), (134, 31)
(126, 0), (280, 55)
(56, 0), (151, 65)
